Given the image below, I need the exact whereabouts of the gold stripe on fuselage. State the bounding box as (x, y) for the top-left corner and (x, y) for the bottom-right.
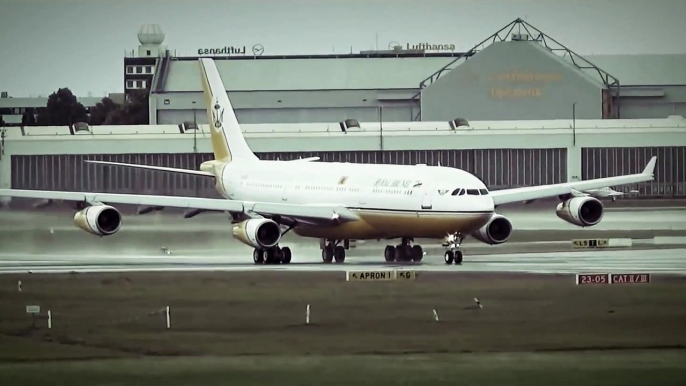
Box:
(292, 208), (492, 240)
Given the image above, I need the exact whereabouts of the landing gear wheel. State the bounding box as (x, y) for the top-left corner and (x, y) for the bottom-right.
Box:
(444, 250), (454, 264)
(411, 245), (423, 262)
(281, 247), (292, 264)
(253, 248), (264, 264)
(322, 245), (334, 263)
(334, 246), (346, 263)
(454, 250), (463, 265)
(394, 246), (407, 262)
(384, 245), (395, 262)
(263, 248), (275, 264)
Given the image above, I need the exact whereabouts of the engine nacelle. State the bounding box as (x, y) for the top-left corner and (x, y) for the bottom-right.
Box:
(471, 214), (513, 245)
(232, 219), (282, 248)
(73, 205), (122, 236)
(555, 196), (604, 227)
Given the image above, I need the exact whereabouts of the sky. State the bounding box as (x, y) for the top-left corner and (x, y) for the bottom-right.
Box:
(0, 0), (685, 97)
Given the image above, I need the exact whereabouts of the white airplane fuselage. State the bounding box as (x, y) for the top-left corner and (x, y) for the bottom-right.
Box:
(213, 159), (495, 240)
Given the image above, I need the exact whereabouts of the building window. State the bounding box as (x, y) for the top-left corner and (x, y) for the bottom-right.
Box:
(136, 66), (142, 74)
(126, 80), (134, 89)
(145, 66), (152, 74)
(126, 66), (134, 74)
(146, 50), (151, 56)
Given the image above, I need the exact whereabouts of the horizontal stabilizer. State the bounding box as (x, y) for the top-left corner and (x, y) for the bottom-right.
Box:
(85, 160), (216, 178)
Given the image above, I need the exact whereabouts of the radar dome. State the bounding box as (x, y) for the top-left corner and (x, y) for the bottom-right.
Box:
(138, 24), (165, 45)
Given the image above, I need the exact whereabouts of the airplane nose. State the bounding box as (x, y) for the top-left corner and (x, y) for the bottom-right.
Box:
(485, 196), (495, 211)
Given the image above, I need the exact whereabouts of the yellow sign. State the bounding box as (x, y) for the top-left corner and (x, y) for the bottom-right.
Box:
(489, 87), (542, 99)
(346, 270), (416, 281)
(572, 239), (609, 248)
(488, 71), (563, 83)
(396, 270), (416, 280)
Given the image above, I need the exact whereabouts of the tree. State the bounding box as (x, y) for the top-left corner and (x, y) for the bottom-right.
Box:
(21, 108), (36, 126)
(89, 97), (120, 125)
(36, 88), (88, 126)
(104, 90), (149, 125)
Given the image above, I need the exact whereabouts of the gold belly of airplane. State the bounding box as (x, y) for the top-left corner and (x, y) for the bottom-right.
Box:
(293, 209), (493, 240)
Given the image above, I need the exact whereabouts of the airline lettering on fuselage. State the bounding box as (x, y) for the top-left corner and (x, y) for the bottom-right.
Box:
(374, 178), (420, 188)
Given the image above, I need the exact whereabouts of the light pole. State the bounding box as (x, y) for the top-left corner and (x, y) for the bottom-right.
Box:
(572, 102), (576, 147)
(192, 100), (198, 197)
(192, 101), (197, 153)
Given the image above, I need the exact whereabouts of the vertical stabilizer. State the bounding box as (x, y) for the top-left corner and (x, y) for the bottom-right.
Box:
(198, 58), (258, 162)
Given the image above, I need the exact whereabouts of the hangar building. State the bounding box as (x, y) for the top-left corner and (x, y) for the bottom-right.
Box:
(1, 19), (685, 205)
(132, 19), (686, 126)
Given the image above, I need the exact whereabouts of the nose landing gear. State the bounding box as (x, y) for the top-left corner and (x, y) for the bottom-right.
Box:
(442, 233), (464, 265)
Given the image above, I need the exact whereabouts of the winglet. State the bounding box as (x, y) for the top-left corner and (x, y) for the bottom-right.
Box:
(643, 156), (657, 175)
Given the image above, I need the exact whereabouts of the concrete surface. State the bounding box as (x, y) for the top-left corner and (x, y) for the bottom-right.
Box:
(0, 205), (684, 275)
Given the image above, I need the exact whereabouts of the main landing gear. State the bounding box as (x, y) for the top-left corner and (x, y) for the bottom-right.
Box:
(384, 237), (424, 263)
(252, 223), (296, 265)
(321, 239), (347, 263)
(442, 233), (464, 265)
(253, 246), (292, 264)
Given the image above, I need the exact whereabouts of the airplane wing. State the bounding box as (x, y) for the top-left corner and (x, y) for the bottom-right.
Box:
(84, 160), (216, 178)
(0, 189), (360, 225)
(490, 156), (656, 206)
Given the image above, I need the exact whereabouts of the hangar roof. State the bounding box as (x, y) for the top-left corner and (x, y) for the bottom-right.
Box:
(162, 56), (458, 92)
(583, 54), (686, 86)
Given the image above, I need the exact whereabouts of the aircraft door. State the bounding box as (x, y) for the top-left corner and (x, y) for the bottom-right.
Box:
(281, 180), (291, 201)
(420, 181), (434, 209)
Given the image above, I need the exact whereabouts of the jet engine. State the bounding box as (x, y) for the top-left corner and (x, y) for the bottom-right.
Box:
(555, 196), (604, 227)
(73, 204), (122, 236)
(232, 218), (282, 248)
(471, 214), (513, 245)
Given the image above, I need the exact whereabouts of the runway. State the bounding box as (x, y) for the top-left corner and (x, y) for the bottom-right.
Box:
(1, 206), (685, 275)
(1, 249), (685, 275)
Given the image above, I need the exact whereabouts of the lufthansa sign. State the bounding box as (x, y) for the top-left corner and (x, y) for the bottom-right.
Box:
(197, 44), (264, 56)
(346, 270), (416, 281)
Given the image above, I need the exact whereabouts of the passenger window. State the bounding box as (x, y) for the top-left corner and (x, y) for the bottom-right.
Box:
(479, 189), (489, 195)
(451, 188), (460, 196)
(466, 189), (479, 195)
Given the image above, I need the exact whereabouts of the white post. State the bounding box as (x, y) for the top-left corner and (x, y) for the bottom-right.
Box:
(47, 310), (52, 329)
(306, 304), (310, 325)
(166, 306), (170, 329)
(17, 280), (22, 292)
(474, 298), (483, 309)
(433, 309), (439, 322)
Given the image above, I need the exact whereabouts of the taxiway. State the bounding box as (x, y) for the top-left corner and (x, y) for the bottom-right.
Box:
(1, 206), (685, 275)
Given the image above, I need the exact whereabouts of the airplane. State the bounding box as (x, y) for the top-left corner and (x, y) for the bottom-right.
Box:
(0, 58), (658, 266)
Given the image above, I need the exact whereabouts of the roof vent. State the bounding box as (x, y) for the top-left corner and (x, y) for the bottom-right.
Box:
(339, 118), (360, 132)
(449, 118), (470, 130)
(511, 33), (530, 41)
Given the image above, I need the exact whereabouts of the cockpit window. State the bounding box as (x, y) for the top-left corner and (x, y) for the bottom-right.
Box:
(466, 189), (479, 195)
(451, 188), (466, 196)
(479, 189), (489, 195)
